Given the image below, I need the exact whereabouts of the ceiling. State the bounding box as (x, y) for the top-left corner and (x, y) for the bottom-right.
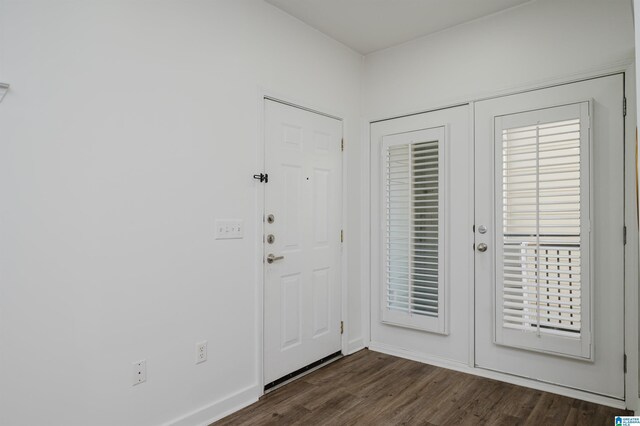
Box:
(265, 0), (532, 54)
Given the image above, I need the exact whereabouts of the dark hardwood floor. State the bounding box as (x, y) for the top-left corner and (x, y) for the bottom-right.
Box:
(214, 349), (632, 425)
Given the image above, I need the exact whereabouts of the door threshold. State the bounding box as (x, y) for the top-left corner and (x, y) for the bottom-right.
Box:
(264, 350), (342, 393)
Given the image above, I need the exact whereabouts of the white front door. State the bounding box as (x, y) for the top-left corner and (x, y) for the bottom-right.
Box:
(474, 74), (625, 398)
(263, 99), (343, 386)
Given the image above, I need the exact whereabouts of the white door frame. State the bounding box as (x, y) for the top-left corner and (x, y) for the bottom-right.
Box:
(362, 61), (638, 410)
(256, 89), (349, 394)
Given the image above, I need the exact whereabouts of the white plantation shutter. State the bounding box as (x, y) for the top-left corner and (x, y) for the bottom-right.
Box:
(381, 127), (446, 333)
(494, 102), (592, 359)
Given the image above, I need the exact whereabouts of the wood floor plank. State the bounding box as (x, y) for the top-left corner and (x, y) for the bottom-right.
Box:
(212, 349), (632, 425)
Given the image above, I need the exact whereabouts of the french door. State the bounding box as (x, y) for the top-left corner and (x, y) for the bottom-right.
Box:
(369, 105), (472, 363)
(474, 74), (625, 398)
(263, 99), (343, 386)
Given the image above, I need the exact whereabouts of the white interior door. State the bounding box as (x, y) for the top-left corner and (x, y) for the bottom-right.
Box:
(474, 74), (625, 398)
(369, 105), (473, 363)
(263, 99), (343, 386)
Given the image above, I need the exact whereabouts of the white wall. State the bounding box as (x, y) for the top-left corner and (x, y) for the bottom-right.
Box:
(1, 0), (636, 423)
(363, 0), (635, 120)
(0, 1), (362, 425)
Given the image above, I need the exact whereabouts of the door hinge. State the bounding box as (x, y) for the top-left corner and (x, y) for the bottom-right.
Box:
(340, 321), (344, 335)
(623, 97), (627, 117)
(624, 225), (627, 245)
(341, 229), (344, 243)
(624, 353), (627, 373)
(253, 173), (268, 183)
(341, 138), (344, 152)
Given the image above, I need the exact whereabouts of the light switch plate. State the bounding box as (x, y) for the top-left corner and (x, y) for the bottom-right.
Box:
(215, 219), (244, 239)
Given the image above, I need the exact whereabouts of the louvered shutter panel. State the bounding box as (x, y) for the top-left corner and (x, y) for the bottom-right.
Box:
(495, 102), (591, 359)
(381, 127), (446, 333)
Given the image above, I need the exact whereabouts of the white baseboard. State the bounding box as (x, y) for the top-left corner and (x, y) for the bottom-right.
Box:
(165, 384), (261, 426)
(347, 337), (365, 355)
(368, 342), (628, 410)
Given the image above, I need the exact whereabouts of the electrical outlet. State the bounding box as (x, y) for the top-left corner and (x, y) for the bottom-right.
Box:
(196, 341), (207, 364)
(132, 360), (146, 386)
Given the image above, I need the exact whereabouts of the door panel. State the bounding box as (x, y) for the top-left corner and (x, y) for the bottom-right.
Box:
(474, 75), (625, 398)
(264, 100), (342, 385)
(370, 105), (472, 362)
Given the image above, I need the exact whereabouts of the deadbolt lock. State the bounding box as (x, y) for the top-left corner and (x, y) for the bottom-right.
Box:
(266, 234), (275, 244)
(266, 214), (275, 224)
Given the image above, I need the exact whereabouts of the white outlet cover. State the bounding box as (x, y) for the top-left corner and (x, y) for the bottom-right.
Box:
(196, 341), (208, 364)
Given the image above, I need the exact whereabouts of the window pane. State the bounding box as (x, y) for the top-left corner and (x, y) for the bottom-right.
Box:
(502, 119), (582, 338)
(385, 140), (440, 318)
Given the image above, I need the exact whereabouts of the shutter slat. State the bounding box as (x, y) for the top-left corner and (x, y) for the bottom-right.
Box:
(504, 294), (581, 305)
(503, 192), (580, 199)
(503, 288), (581, 298)
(504, 324), (581, 336)
(504, 261), (581, 268)
(503, 265), (581, 275)
(504, 279), (581, 289)
(504, 303), (581, 315)
(503, 316), (581, 332)
(505, 142), (580, 155)
(503, 309), (580, 322)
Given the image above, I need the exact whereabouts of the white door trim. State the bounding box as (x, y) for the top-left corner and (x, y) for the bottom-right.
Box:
(623, 64), (638, 411)
(363, 60), (638, 410)
(256, 89), (348, 395)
